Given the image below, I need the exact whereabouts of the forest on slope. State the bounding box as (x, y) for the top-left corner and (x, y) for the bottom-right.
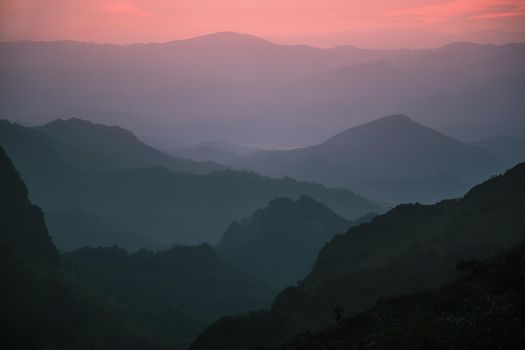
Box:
(190, 162), (525, 350)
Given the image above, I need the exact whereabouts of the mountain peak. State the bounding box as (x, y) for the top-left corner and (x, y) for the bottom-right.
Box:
(41, 117), (144, 145)
(43, 117), (129, 134)
(370, 113), (413, 124)
(174, 31), (277, 48)
(319, 114), (423, 148)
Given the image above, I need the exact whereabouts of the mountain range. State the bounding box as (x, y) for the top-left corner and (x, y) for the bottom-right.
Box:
(0, 118), (379, 249)
(63, 244), (274, 349)
(0, 146), (162, 350)
(217, 196), (357, 288)
(3, 29), (524, 350)
(1, 33), (524, 147)
(37, 118), (223, 173)
(234, 114), (505, 204)
(276, 242), (525, 350)
(190, 161), (525, 350)
(0, 146), (278, 349)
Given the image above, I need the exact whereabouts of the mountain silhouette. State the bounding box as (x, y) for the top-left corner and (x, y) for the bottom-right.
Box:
(0, 146), (163, 349)
(0, 120), (380, 248)
(0, 146), (59, 267)
(38, 118), (223, 173)
(63, 243), (275, 348)
(217, 196), (355, 288)
(190, 162), (525, 350)
(1, 145), (278, 349)
(2, 38), (524, 147)
(276, 243), (525, 350)
(235, 114), (503, 203)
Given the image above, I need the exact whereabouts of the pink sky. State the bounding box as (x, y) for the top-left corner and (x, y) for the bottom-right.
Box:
(1, 0), (524, 46)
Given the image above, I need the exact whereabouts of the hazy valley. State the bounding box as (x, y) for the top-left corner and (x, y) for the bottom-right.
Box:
(1, 26), (525, 350)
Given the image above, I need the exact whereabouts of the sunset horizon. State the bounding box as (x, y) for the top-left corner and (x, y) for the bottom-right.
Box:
(1, 0), (525, 48)
(1, 1), (525, 349)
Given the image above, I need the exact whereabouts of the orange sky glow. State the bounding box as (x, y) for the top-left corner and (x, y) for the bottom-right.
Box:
(1, 0), (524, 47)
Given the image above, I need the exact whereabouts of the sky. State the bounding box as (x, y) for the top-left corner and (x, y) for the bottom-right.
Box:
(1, 0), (525, 47)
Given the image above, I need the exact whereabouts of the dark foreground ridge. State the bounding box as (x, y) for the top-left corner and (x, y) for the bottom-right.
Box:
(276, 242), (525, 350)
(190, 162), (525, 350)
(0, 146), (163, 350)
(217, 195), (356, 288)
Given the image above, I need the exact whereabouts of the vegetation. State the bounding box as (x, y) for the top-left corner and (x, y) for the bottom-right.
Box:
(235, 114), (503, 204)
(190, 162), (525, 350)
(0, 119), (380, 249)
(0, 146), (163, 350)
(217, 196), (355, 288)
(62, 244), (275, 347)
(277, 243), (525, 349)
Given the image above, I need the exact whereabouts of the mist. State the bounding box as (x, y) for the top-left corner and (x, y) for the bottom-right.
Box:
(2, 3), (525, 350)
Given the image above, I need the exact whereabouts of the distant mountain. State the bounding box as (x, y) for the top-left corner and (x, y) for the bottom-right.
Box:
(0, 146), (162, 350)
(235, 114), (503, 204)
(190, 162), (525, 350)
(277, 243), (525, 350)
(0, 145), (275, 349)
(1, 37), (524, 147)
(217, 196), (353, 288)
(168, 140), (256, 164)
(475, 135), (525, 167)
(0, 120), (380, 248)
(38, 118), (223, 173)
(63, 244), (275, 348)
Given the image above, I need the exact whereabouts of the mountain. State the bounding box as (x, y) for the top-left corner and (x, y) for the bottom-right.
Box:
(190, 162), (525, 350)
(0, 146), (59, 267)
(38, 118), (223, 173)
(217, 196), (354, 288)
(0, 120), (380, 249)
(0, 146), (162, 350)
(0, 145), (275, 349)
(1, 36), (524, 148)
(276, 243), (525, 350)
(235, 114), (503, 204)
(475, 135), (525, 167)
(62, 244), (275, 348)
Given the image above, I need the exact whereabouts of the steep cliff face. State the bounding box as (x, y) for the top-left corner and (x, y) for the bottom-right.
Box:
(190, 163), (525, 350)
(0, 146), (161, 350)
(0, 146), (59, 267)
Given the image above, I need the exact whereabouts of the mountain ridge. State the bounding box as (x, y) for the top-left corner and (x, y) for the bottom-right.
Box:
(217, 195), (354, 288)
(190, 162), (525, 350)
(0, 119), (380, 248)
(234, 114), (502, 204)
(2, 39), (523, 147)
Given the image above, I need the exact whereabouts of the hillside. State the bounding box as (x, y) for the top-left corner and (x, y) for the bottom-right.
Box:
(38, 118), (223, 173)
(62, 244), (275, 348)
(0, 120), (380, 248)
(235, 114), (503, 203)
(0, 146), (162, 350)
(2, 37), (524, 147)
(190, 162), (525, 350)
(277, 243), (525, 350)
(217, 196), (354, 288)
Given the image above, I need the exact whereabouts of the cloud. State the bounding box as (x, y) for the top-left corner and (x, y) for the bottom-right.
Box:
(472, 10), (525, 19)
(101, 1), (150, 17)
(387, 0), (525, 23)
